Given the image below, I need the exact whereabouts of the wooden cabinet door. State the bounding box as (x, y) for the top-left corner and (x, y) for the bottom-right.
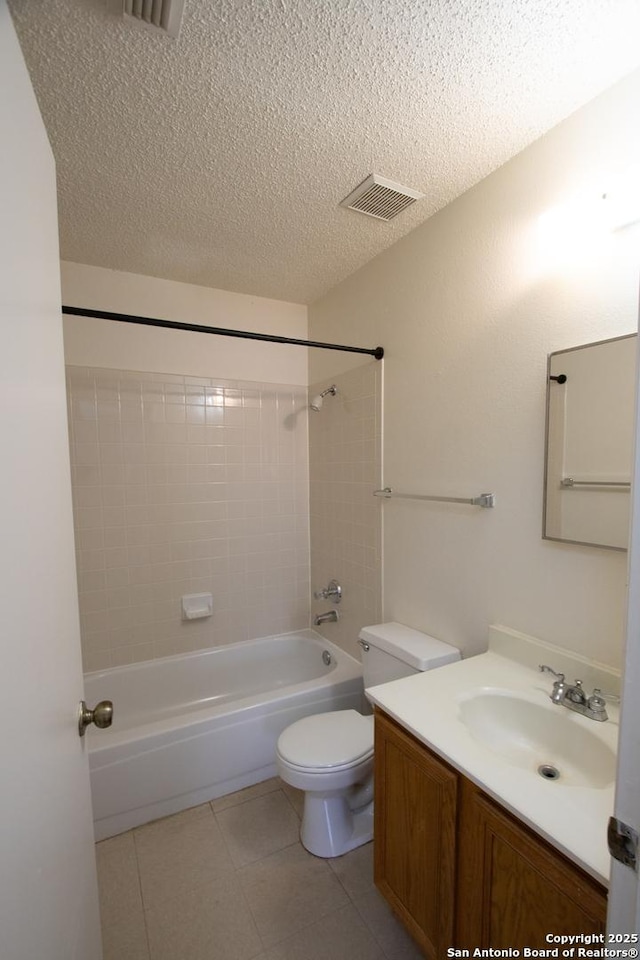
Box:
(374, 710), (458, 959)
(456, 778), (607, 949)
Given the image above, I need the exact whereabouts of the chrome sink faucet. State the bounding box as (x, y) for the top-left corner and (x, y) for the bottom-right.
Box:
(539, 665), (619, 722)
(539, 664), (570, 703)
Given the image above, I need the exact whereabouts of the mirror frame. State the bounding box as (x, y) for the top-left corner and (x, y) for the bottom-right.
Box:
(542, 332), (637, 552)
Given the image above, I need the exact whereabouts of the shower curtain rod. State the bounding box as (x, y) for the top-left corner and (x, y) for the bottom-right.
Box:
(61, 306), (384, 360)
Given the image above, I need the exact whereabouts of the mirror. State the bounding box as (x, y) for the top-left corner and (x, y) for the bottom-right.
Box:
(543, 333), (637, 550)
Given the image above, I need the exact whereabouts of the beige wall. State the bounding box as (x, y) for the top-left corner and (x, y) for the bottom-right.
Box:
(61, 261), (308, 385)
(309, 69), (640, 668)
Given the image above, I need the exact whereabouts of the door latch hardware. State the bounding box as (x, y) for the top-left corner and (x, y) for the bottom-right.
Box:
(608, 816), (638, 871)
(78, 699), (114, 737)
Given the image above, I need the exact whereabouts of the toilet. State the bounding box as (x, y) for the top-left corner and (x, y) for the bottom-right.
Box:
(276, 622), (460, 858)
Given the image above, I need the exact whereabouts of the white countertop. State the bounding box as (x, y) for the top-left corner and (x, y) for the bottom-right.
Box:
(366, 630), (619, 886)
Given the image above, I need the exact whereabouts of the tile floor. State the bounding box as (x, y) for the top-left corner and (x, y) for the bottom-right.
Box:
(96, 778), (424, 960)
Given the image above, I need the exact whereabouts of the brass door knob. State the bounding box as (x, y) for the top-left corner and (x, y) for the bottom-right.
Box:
(78, 699), (113, 737)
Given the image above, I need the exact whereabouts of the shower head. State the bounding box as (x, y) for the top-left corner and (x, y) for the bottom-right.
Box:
(310, 385), (337, 412)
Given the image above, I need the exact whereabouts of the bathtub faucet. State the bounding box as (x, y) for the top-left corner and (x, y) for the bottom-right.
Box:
(314, 610), (339, 626)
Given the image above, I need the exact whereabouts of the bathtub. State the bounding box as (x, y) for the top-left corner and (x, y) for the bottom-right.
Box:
(85, 630), (364, 840)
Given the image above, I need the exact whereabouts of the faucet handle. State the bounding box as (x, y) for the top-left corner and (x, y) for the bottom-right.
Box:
(539, 664), (565, 682)
(590, 688), (620, 704)
(586, 688), (620, 722)
(313, 579), (342, 604)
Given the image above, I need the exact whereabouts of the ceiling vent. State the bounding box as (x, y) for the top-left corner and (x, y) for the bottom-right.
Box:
(109, 0), (186, 38)
(340, 174), (424, 222)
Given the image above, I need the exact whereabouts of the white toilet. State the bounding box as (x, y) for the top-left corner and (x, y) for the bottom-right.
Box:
(276, 622), (460, 858)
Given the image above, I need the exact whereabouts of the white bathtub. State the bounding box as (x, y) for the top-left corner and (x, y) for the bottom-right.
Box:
(85, 631), (364, 840)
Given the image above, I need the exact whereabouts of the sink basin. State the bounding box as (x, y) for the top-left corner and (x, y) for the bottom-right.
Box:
(458, 691), (616, 788)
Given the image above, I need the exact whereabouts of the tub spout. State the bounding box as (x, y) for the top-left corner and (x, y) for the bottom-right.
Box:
(314, 610), (339, 626)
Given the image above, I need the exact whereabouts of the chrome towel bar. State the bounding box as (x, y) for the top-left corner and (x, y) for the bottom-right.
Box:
(373, 488), (496, 508)
(561, 478), (630, 488)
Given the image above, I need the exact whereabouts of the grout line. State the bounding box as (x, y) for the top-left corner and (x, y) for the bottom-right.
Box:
(130, 829), (152, 919)
(211, 788), (302, 870)
(208, 778), (282, 814)
(279, 782), (303, 821)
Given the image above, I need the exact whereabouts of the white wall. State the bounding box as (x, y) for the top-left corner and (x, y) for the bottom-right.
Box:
(0, 3), (101, 956)
(309, 69), (640, 669)
(62, 262), (308, 386)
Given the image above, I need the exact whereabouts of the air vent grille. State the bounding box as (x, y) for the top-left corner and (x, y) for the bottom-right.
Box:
(340, 174), (424, 222)
(120, 0), (185, 37)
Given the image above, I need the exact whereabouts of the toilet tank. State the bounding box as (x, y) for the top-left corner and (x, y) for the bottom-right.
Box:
(359, 621), (460, 689)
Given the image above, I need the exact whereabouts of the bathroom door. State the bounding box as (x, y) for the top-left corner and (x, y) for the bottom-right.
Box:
(0, 4), (102, 958)
(608, 324), (640, 934)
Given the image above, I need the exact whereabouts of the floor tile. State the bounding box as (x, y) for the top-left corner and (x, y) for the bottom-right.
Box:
(97, 795), (422, 960)
(211, 777), (281, 812)
(101, 911), (150, 960)
(353, 889), (424, 960)
(216, 790), (301, 867)
(265, 903), (385, 960)
(238, 843), (350, 948)
(280, 781), (304, 819)
(134, 803), (234, 909)
(145, 874), (262, 960)
(328, 841), (375, 900)
(96, 830), (144, 927)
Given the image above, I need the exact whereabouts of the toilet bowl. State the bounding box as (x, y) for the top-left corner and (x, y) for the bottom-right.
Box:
(276, 710), (374, 858)
(276, 622), (460, 858)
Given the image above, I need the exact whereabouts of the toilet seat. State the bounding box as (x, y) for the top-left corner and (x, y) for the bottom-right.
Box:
(276, 710), (373, 771)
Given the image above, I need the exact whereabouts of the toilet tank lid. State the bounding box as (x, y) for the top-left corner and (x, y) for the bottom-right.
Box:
(358, 622), (460, 670)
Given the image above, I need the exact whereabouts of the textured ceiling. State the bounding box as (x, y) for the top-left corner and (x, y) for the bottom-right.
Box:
(9, 0), (640, 304)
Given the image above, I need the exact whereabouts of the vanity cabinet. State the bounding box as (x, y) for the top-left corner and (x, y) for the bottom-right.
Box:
(457, 777), (606, 949)
(374, 707), (458, 957)
(374, 710), (607, 959)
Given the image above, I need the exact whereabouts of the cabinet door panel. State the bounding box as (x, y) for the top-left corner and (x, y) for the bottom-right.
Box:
(457, 779), (607, 949)
(374, 710), (458, 959)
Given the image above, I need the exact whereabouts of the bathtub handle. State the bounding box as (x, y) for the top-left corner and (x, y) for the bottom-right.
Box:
(78, 699), (114, 738)
(313, 579), (342, 604)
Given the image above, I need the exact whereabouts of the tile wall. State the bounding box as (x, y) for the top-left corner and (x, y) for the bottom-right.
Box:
(67, 367), (310, 671)
(309, 363), (383, 658)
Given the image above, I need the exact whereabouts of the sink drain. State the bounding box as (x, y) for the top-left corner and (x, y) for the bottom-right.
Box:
(538, 764), (560, 781)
